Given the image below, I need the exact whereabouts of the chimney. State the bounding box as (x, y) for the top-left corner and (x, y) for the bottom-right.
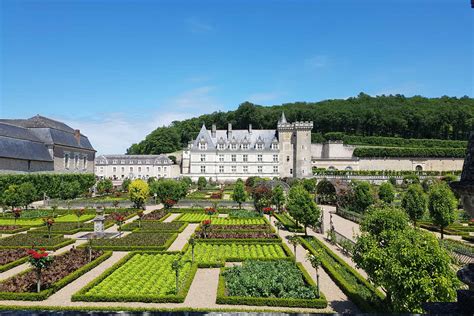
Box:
(227, 123), (232, 139)
(211, 124), (216, 137)
(74, 129), (81, 144)
(248, 124), (252, 134)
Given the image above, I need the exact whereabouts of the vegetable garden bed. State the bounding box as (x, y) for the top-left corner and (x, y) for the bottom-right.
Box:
(217, 260), (327, 308)
(0, 234), (75, 251)
(0, 249), (29, 272)
(299, 236), (385, 312)
(0, 225), (29, 234)
(175, 213), (266, 225)
(0, 249), (112, 300)
(28, 222), (113, 235)
(274, 213), (304, 233)
(86, 232), (178, 251)
(142, 210), (169, 221)
(120, 221), (187, 232)
(72, 252), (197, 303)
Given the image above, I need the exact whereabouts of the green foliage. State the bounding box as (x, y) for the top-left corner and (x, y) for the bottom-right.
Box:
(353, 147), (465, 158)
(223, 260), (317, 299)
(96, 179), (113, 195)
(59, 181), (83, 201)
(271, 185), (285, 212)
(87, 232), (177, 251)
(2, 185), (24, 209)
(0, 234), (74, 250)
(301, 178), (317, 194)
(228, 209), (260, 218)
(19, 182), (37, 208)
(341, 134), (467, 148)
(428, 182), (457, 239)
(129, 179), (149, 209)
(354, 207), (459, 312)
(232, 179), (247, 208)
(149, 179), (187, 208)
(401, 184), (427, 226)
(127, 96), (474, 155)
(197, 177), (207, 190)
(175, 213), (265, 225)
(350, 181), (375, 213)
(378, 182), (395, 204)
(121, 178), (131, 192)
(316, 178), (336, 204)
(120, 221), (185, 232)
(273, 213), (303, 232)
(286, 185), (320, 235)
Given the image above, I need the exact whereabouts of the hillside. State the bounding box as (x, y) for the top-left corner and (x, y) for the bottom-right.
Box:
(126, 93), (474, 155)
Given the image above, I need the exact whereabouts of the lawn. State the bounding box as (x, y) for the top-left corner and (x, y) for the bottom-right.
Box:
(54, 214), (96, 223)
(73, 253), (196, 303)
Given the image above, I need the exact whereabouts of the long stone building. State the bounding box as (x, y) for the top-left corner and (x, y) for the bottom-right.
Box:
(0, 115), (96, 173)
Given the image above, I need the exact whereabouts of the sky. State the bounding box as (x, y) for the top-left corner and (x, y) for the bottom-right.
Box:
(1, 0), (473, 154)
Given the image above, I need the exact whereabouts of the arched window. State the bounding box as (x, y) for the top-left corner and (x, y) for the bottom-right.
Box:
(328, 166), (335, 170)
(415, 165), (423, 171)
(345, 166), (353, 171)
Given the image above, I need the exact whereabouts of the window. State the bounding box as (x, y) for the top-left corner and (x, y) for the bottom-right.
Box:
(138, 160), (142, 164)
(243, 154), (248, 162)
(272, 143), (278, 150)
(257, 143), (263, 150)
(164, 166), (167, 172)
(113, 167), (117, 172)
(242, 144), (249, 150)
(287, 156), (290, 162)
(273, 154), (278, 162)
(231, 143), (237, 150)
(231, 165), (236, 172)
(200, 154), (206, 162)
(218, 144), (225, 150)
(231, 154), (236, 162)
(200, 165), (206, 173)
(113, 160), (118, 164)
(146, 167), (150, 172)
(199, 142), (207, 150)
(100, 167), (104, 172)
(74, 155), (79, 169)
(257, 166), (263, 173)
(415, 165), (423, 171)
(158, 167), (161, 172)
(138, 167), (142, 172)
(129, 160), (134, 164)
(121, 167), (125, 172)
(345, 166), (353, 171)
(218, 154), (224, 162)
(83, 156), (87, 169)
(130, 167), (133, 172)
(257, 154), (263, 162)
(290, 168), (293, 174)
(219, 165), (224, 173)
(243, 165), (248, 173)
(64, 153), (70, 169)
(273, 166), (279, 173)
(121, 160), (125, 164)
(146, 160), (150, 164)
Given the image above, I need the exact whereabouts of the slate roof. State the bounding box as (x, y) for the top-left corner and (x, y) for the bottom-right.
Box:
(95, 154), (172, 165)
(192, 125), (278, 151)
(0, 123), (53, 162)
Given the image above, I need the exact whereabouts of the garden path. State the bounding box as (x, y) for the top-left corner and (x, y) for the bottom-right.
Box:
(269, 216), (359, 314)
(167, 224), (198, 251)
(183, 268), (219, 307)
(163, 213), (180, 223)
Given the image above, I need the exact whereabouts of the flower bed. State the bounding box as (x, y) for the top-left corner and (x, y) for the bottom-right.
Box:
(0, 234), (75, 251)
(175, 213), (266, 225)
(195, 231), (279, 240)
(0, 249), (29, 272)
(196, 224), (273, 232)
(217, 260), (327, 308)
(141, 210), (169, 221)
(72, 253), (197, 303)
(0, 249), (111, 300)
(120, 221), (186, 232)
(183, 242), (291, 266)
(299, 236), (385, 312)
(0, 225), (29, 234)
(86, 232), (177, 251)
(28, 222), (115, 235)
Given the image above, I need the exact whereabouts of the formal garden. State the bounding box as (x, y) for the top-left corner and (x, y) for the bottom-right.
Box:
(0, 172), (472, 313)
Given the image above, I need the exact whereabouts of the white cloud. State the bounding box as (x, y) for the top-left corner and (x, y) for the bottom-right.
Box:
(58, 86), (221, 155)
(304, 55), (329, 68)
(247, 92), (281, 104)
(186, 18), (214, 33)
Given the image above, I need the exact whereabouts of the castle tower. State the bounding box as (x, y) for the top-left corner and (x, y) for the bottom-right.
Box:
(277, 112), (313, 178)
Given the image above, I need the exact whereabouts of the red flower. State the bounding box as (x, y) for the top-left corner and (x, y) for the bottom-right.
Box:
(205, 207), (217, 215)
(202, 219), (212, 226)
(262, 207), (274, 214)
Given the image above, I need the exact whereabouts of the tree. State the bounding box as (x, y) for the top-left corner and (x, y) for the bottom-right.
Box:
(172, 256), (183, 294)
(59, 180), (82, 205)
(197, 177), (207, 190)
(287, 185), (320, 235)
(96, 179), (113, 195)
(149, 179), (187, 209)
(74, 208), (86, 228)
(378, 182), (395, 204)
(232, 179), (247, 209)
(27, 248), (54, 293)
(128, 179), (149, 209)
(19, 182), (37, 209)
(121, 178), (131, 192)
(189, 237), (196, 263)
(428, 182), (457, 239)
(288, 234), (299, 259)
(43, 217), (55, 239)
(351, 181), (375, 213)
(301, 178), (317, 194)
(401, 184), (427, 227)
(353, 210), (459, 312)
(306, 251), (323, 297)
(2, 185), (24, 209)
(316, 178), (336, 204)
(271, 185), (285, 212)
(137, 210), (144, 228)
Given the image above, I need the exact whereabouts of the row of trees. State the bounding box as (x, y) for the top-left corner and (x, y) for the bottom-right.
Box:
(127, 94), (474, 155)
(127, 178), (191, 209)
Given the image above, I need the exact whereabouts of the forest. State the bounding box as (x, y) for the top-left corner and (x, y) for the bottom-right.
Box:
(126, 93), (474, 155)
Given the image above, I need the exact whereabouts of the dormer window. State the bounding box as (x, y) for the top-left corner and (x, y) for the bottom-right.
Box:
(257, 143), (263, 150)
(138, 160), (142, 164)
(113, 160), (118, 164)
(199, 142), (207, 150)
(242, 144), (249, 150)
(121, 160), (125, 164)
(271, 143), (279, 150)
(218, 143), (225, 150)
(231, 143), (237, 150)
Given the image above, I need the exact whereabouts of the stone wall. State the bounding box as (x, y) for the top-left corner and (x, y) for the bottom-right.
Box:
(53, 145), (95, 173)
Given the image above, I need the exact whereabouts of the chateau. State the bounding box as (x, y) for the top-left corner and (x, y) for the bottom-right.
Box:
(180, 113), (313, 181)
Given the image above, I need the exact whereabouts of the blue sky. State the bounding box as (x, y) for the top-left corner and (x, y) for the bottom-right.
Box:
(1, 0), (472, 154)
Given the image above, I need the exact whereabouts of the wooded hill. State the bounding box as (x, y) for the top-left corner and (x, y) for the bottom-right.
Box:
(126, 93), (474, 155)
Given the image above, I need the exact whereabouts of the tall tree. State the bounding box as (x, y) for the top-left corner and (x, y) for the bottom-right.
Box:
(401, 184), (427, 227)
(428, 182), (457, 239)
(232, 179), (247, 209)
(129, 179), (149, 209)
(271, 185), (285, 212)
(351, 181), (375, 213)
(149, 179), (187, 209)
(19, 182), (36, 209)
(96, 179), (113, 195)
(287, 185), (320, 235)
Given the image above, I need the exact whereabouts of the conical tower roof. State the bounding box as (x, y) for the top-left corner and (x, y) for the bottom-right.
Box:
(278, 112), (287, 124)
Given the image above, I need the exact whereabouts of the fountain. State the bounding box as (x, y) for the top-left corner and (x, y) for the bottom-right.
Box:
(78, 207), (119, 239)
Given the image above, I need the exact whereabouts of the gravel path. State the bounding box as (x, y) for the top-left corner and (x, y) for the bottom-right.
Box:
(167, 224), (198, 251)
(163, 213), (180, 223)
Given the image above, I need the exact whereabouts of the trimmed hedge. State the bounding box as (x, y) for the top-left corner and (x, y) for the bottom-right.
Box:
(0, 251), (112, 301)
(170, 208), (237, 214)
(0, 234), (75, 251)
(462, 235), (474, 243)
(0, 226), (30, 234)
(418, 223), (470, 237)
(336, 208), (364, 224)
(81, 232), (178, 251)
(299, 236), (386, 313)
(274, 213), (304, 233)
(0, 256), (28, 273)
(193, 237), (282, 244)
(342, 135), (467, 149)
(313, 169), (461, 177)
(72, 252), (198, 303)
(353, 147), (465, 158)
(120, 221), (187, 233)
(216, 263), (327, 308)
(28, 222), (112, 235)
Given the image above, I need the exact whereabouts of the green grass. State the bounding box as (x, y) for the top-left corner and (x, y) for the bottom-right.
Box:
(54, 214), (95, 223)
(0, 218), (44, 226)
(74, 253), (195, 302)
(183, 243), (289, 265)
(175, 213), (266, 225)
